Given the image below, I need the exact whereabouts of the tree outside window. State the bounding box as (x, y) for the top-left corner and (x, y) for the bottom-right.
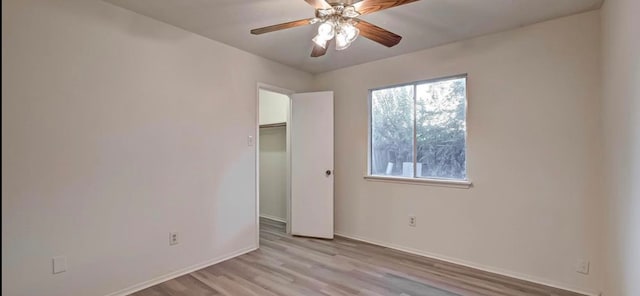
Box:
(370, 76), (467, 180)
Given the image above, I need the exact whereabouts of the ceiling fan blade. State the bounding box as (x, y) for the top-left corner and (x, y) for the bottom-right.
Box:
(304, 0), (331, 9)
(311, 39), (332, 57)
(250, 18), (314, 35)
(355, 20), (402, 47)
(333, 0), (365, 4)
(354, 0), (420, 15)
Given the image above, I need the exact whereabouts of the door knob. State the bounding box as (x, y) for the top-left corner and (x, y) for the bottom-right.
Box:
(325, 170), (332, 176)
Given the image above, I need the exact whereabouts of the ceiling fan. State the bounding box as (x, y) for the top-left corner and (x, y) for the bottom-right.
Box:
(250, 0), (419, 57)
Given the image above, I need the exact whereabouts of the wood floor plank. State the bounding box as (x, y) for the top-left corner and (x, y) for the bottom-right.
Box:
(131, 218), (587, 296)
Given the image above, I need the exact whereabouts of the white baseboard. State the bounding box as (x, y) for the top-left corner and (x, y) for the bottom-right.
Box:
(104, 246), (257, 296)
(334, 232), (600, 296)
(259, 214), (286, 223)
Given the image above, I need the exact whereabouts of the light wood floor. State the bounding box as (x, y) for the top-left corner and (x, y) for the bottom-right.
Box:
(132, 218), (585, 296)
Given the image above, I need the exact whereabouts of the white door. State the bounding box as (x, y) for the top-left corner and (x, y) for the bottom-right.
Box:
(290, 91), (334, 239)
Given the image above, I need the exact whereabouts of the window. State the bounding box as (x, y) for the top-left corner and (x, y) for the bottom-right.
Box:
(369, 75), (468, 183)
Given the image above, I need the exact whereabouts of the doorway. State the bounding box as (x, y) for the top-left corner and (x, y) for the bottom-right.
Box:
(256, 84), (335, 246)
(257, 85), (292, 239)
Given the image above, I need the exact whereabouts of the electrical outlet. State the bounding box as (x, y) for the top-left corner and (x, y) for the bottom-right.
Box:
(576, 259), (590, 274)
(409, 216), (416, 227)
(169, 232), (179, 246)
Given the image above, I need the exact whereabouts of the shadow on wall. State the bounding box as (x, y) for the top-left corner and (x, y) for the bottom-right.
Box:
(212, 144), (258, 250)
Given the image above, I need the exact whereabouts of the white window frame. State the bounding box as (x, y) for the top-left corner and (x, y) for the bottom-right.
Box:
(365, 74), (472, 189)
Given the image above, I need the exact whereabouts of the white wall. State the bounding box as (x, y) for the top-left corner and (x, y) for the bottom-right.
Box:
(1, 0), (313, 295)
(601, 0), (640, 295)
(259, 126), (287, 222)
(313, 11), (602, 294)
(259, 89), (289, 125)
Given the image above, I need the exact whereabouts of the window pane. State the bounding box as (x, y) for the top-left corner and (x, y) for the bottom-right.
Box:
(415, 77), (467, 180)
(371, 85), (414, 177)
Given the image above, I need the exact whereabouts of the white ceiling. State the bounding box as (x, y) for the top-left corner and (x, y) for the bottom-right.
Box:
(104, 0), (602, 74)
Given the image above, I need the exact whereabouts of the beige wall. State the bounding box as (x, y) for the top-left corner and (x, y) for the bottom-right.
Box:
(313, 11), (602, 295)
(601, 0), (640, 295)
(1, 0), (312, 295)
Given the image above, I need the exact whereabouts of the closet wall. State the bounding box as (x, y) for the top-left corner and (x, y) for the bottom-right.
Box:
(259, 90), (289, 222)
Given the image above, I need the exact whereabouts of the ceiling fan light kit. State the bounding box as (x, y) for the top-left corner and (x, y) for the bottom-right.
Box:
(311, 5), (360, 50)
(250, 0), (419, 57)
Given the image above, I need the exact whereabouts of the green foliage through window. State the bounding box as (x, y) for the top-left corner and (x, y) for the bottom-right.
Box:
(370, 76), (467, 180)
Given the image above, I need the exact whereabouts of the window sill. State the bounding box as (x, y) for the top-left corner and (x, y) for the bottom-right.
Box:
(364, 175), (473, 189)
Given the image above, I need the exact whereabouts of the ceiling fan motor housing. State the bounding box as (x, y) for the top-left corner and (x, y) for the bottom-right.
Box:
(314, 4), (360, 21)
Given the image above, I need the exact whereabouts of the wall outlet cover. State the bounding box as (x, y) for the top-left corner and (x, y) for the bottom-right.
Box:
(409, 216), (417, 227)
(169, 232), (179, 246)
(52, 256), (67, 274)
(576, 259), (590, 274)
